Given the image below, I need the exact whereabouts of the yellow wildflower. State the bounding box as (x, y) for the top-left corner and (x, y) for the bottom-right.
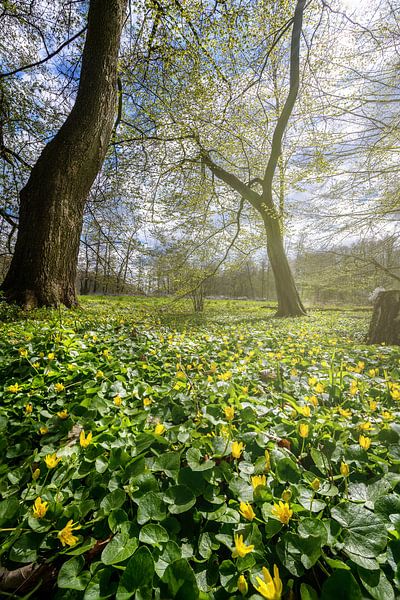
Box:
(47, 353), (55, 360)
(359, 435), (371, 450)
(33, 497), (48, 519)
(271, 501), (292, 525)
(54, 383), (65, 393)
(176, 371), (186, 380)
(265, 450), (271, 472)
(340, 462), (349, 477)
(95, 370), (104, 378)
(7, 383), (20, 393)
(309, 395), (318, 407)
(369, 400), (377, 411)
(218, 371), (232, 381)
(314, 383), (324, 394)
(224, 406), (235, 421)
(237, 574), (248, 596)
(382, 411), (393, 420)
(359, 421), (372, 431)
(256, 564), (282, 600)
(231, 441), (244, 459)
(58, 520), (81, 547)
(143, 397), (152, 407)
(251, 474), (267, 489)
(44, 453), (61, 469)
(349, 381), (358, 396)
(114, 395), (122, 406)
(311, 478), (320, 491)
(300, 405), (311, 417)
(338, 407), (351, 418)
(19, 348), (28, 358)
(239, 501), (255, 521)
(25, 403), (33, 415)
(308, 376), (318, 386)
(57, 410), (68, 419)
(79, 430), (92, 448)
(39, 426), (49, 435)
(232, 534), (254, 558)
(368, 368), (378, 377)
(102, 349), (111, 359)
(154, 423), (166, 435)
(32, 468), (40, 480)
(299, 423), (309, 438)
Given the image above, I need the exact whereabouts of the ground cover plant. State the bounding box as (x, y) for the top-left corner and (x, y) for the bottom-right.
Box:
(0, 297), (399, 599)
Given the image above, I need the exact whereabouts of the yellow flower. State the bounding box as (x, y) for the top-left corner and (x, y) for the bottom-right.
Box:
(32, 468), (40, 480)
(369, 400), (377, 411)
(309, 395), (318, 407)
(25, 403), (33, 415)
(39, 426), (49, 435)
(368, 368), (378, 377)
(311, 478), (320, 491)
(7, 383), (20, 393)
(299, 423), (309, 438)
(210, 362), (217, 373)
(154, 423), (166, 435)
(231, 441), (244, 459)
(218, 371), (232, 381)
(239, 501), (255, 521)
(357, 361), (365, 371)
(102, 349), (111, 359)
(176, 371), (186, 380)
(300, 405), (311, 417)
(224, 406), (235, 421)
(33, 497), (48, 519)
(256, 564), (282, 600)
(32, 362), (40, 368)
(265, 450), (271, 472)
(57, 410), (68, 419)
(349, 381), (358, 396)
(79, 430), (92, 448)
(359, 421), (372, 431)
(340, 462), (349, 477)
(54, 383), (65, 393)
(359, 435), (371, 450)
(143, 397), (152, 407)
(271, 501), (292, 525)
(58, 520), (81, 547)
(95, 370), (104, 378)
(314, 383), (324, 394)
(44, 453), (61, 469)
(338, 407), (351, 418)
(19, 348), (28, 358)
(232, 534), (254, 558)
(238, 574), (248, 595)
(251, 474), (267, 489)
(114, 395), (122, 406)
(382, 411), (393, 420)
(47, 353), (55, 360)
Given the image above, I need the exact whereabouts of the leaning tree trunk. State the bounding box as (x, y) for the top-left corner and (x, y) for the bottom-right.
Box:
(263, 212), (306, 317)
(367, 290), (400, 345)
(0, 0), (127, 308)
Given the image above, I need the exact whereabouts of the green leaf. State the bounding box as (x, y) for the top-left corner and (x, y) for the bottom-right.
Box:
(116, 546), (155, 599)
(164, 485), (196, 514)
(9, 532), (44, 563)
(320, 571), (362, 600)
(331, 504), (387, 558)
(358, 567), (395, 600)
(186, 448), (214, 472)
(101, 531), (138, 565)
(100, 489), (126, 514)
(0, 496), (19, 526)
(276, 457), (301, 484)
(300, 583), (319, 600)
(139, 523), (169, 545)
(58, 556), (91, 590)
(163, 559), (199, 599)
(137, 491), (166, 524)
(153, 452), (181, 478)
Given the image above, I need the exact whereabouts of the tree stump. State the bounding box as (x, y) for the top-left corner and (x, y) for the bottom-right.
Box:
(367, 290), (400, 345)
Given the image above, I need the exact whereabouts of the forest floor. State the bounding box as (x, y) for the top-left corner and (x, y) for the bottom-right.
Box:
(0, 297), (399, 599)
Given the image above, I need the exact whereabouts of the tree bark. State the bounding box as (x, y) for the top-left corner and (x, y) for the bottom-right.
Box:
(1, 0), (127, 308)
(263, 211), (306, 316)
(367, 290), (400, 345)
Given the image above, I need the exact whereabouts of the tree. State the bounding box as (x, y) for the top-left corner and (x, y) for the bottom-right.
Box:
(0, 0), (127, 308)
(202, 0), (307, 316)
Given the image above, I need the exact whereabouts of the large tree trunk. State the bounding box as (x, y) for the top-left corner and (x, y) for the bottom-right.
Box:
(0, 0), (127, 308)
(264, 213), (306, 316)
(367, 290), (400, 345)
